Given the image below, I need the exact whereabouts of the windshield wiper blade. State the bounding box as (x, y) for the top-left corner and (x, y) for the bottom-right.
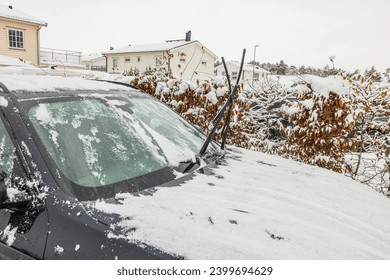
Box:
(220, 57), (233, 150)
(199, 49), (246, 156)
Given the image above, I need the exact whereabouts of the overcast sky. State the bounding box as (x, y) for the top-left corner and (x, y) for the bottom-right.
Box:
(7, 0), (390, 72)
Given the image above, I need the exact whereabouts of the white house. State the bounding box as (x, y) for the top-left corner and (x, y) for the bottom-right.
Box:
(214, 61), (269, 84)
(81, 53), (106, 72)
(102, 32), (218, 80)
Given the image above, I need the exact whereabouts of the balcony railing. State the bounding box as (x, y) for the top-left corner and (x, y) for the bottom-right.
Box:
(40, 47), (83, 66)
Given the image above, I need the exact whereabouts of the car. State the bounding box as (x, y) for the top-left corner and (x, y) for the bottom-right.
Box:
(1, 74), (390, 260)
(0, 74), (223, 259)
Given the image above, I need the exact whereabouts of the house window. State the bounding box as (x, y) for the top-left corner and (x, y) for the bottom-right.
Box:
(137, 56), (141, 62)
(232, 71), (238, 79)
(253, 73), (259, 81)
(180, 58), (186, 63)
(8, 29), (24, 49)
(201, 60), (207, 65)
(112, 58), (118, 68)
(125, 58), (130, 62)
(155, 56), (162, 68)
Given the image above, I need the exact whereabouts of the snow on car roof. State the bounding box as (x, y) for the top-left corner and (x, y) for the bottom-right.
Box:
(94, 147), (390, 259)
(0, 4), (47, 26)
(0, 74), (130, 93)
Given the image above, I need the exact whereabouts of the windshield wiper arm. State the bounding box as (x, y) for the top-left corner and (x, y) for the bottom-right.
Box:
(199, 49), (246, 156)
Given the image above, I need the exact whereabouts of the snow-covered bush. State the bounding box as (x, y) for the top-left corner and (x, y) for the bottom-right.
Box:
(281, 79), (358, 173)
(342, 72), (390, 195)
(244, 77), (290, 153)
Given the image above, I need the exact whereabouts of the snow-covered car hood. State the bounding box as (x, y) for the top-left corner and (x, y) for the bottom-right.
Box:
(91, 147), (390, 259)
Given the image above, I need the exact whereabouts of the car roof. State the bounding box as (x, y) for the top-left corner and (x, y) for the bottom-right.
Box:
(0, 74), (136, 95)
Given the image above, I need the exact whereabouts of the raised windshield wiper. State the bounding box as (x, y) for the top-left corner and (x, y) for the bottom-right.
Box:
(199, 49), (246, 155)
(180, 50), (246, 174)
(219, 57), (234, 150)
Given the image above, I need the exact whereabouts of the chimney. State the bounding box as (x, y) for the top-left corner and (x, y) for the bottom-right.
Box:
(8, 5), (13, 9)
(185, 30), (191, 42)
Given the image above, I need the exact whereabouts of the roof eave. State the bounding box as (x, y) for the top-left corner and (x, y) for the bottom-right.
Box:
(102, 49), (167, 55)
(0, 15), (48, 27)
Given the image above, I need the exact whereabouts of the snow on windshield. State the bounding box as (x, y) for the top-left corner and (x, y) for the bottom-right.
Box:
(28, 95), (208, 188)
(93, 147), (390, 259)
(29, 99), (169, 187)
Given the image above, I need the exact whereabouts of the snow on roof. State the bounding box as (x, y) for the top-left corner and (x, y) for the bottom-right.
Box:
(103, 40), (197, 55)
(81, 53), (105, 62)
(40, 60), (85, 69)
(93, 147), (390, 259)
(242, 63), (269, 73)
(0, 4), (47, 26)
(216, 61), (269, 73)
(0, 55), (33, 67)
(0, 63), (124, 80)
(0, 74), (129, 92)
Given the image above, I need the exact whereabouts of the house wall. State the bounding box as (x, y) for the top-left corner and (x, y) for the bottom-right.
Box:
(215, 63), (268, 83)
(0, 18), (40, 65)
(170, 43), (216, 80)
(106, 51), (165, 74)
(106, 42), (216, 80)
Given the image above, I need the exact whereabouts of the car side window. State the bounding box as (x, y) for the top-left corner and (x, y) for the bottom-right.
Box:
(0, 119), (16, 188)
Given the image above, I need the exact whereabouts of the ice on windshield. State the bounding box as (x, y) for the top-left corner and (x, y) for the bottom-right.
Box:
(29, 99), (169, 187)
(28, 95), (208, 188)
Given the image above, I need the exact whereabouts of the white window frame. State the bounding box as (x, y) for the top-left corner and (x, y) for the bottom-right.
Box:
(8, 28), (25, 50)
(112, 58), (119, 68)
(124, 58), (130, 62)
(137, 56), (141, 62)
(201, 60), (207, 65)
(155, 56), (163, 68)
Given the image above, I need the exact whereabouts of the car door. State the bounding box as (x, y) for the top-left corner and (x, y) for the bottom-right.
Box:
(0, 115), (48, 259)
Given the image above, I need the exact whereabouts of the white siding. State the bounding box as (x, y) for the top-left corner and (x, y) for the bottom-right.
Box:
(106, 42), (216, 80)
(0, 18), (40, 65)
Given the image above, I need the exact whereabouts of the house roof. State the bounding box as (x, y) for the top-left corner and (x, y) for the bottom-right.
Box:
(217, 61), (269, 73)
(81, 53), (105, 62)
(0, 4), (47, 27)
(0, 54), (33, 66)
(103, 40), (218, 58)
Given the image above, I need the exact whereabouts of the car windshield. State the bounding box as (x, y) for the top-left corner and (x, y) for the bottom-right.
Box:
(27, 93), (209, 190)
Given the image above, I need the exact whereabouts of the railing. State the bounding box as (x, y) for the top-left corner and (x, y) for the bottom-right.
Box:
(90, 65), (107, 72)
(40, 47), (82, 65)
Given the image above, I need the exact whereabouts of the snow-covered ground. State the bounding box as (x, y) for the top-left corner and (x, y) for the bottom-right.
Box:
(93, 147), (390, 259)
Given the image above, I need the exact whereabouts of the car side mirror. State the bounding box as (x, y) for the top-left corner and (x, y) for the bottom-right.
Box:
(0, 171), (41, 210)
